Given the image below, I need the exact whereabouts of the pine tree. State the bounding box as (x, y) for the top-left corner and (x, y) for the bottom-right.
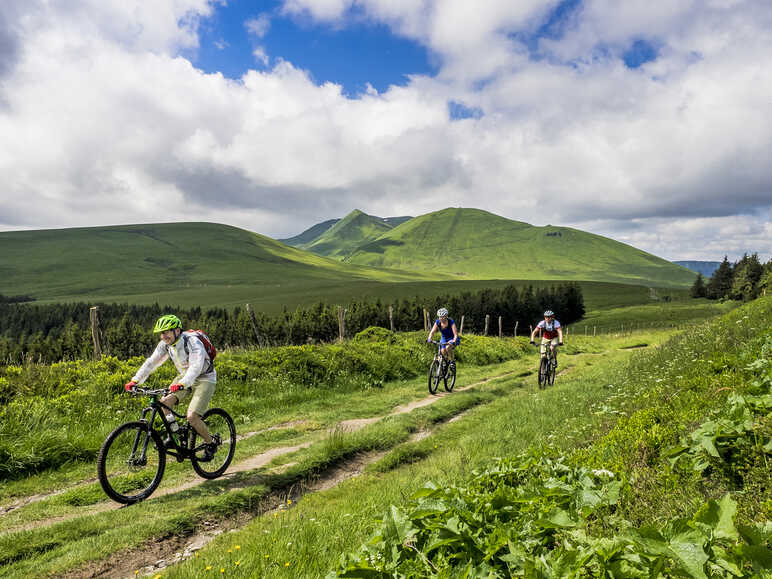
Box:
(690, 273), (707, 298)
(706, 256), (733, 299)
(730, 253), (763, 301)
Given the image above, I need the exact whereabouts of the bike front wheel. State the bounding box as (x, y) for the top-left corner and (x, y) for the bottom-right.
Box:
(428, 359), (441, 394)
(444, 364), (456, 392)
(97, 421), (166, 504)
(191, 408), (236, 479)
(538, 357), (548, 389)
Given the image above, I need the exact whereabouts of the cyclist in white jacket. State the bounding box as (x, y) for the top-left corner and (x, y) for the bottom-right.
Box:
(124, 314), (217, 459)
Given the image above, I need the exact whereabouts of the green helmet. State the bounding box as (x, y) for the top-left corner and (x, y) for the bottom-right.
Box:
(153, 314), (182, 333)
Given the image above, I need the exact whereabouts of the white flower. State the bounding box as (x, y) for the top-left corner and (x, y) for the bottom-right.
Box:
(592, 469), (615, 478)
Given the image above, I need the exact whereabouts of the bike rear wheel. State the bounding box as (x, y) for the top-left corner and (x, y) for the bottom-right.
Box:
(444, 363), (456, 392)
(428, 359), (441, 394)
(538, 357), (548, 389)
(97, 421), (166, 504)
(191, 408), (236, 479)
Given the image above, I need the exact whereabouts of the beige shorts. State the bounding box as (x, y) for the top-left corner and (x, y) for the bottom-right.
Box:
(173, 377), (216, 417)
(540, 337), (559, 356)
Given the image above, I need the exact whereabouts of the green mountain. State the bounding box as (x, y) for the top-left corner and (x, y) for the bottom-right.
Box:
(278, 218), (339, 246)
(345, 208), (697, 287)
(294, 210), (409, 259)
(0, 222), (428, 305)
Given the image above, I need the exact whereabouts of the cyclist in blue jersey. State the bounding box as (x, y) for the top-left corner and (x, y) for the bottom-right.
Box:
(426, 308), (460, 370)
(530, 310), (564, 367)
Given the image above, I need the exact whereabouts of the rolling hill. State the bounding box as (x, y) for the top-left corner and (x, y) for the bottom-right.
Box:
(344, 208), (697, 287)
(277, 218), (340, 246)
(282, 210), (413, 258)
(0, 222), (432, 306)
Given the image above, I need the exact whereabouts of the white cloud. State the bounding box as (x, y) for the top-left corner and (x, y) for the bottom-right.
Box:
(245, 14), (271, 38)
(0, 0), (770, 263)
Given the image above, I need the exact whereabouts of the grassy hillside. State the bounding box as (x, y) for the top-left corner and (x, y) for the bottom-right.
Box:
(294, 210), (396, 259)
(346, 208), (697, 287)
(0, 222), (431, 303)
(277, 218), (339, 246)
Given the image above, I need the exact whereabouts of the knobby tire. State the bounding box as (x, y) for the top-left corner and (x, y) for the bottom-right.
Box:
(191, 408), (236, 479)
(444, 363), (456, 392)
(428, 359), (441, 395)
(97, 421), (166, 504)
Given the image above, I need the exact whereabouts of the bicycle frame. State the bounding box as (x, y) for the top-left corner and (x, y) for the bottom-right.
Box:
(135, 389), (208, 463)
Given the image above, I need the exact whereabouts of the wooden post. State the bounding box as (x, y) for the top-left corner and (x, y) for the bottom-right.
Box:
(423, 308), (429, 332)
(484, 315), (490, 336)
(529, 325), (533, 340)
(388, 305), (395, 332)
(459, 315), (465, 335)
(338, 305), (345, 342)
(498, 316), (502, 338)
(593, 326), (596, 337)
(514, 321), (519, 336)
(245, 303), (265, 347)
(89, 306), (102, 360)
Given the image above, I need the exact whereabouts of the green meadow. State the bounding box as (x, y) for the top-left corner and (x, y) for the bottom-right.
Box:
(0, 295), (768, 578)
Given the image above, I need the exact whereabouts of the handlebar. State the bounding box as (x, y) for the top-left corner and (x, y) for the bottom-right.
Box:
(128, 385), (185, 396)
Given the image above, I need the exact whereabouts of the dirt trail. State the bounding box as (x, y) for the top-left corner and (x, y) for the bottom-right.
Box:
(1, 367), (521, 537)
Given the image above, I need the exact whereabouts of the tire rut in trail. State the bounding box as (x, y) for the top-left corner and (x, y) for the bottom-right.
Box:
(72, 451), (388, 579)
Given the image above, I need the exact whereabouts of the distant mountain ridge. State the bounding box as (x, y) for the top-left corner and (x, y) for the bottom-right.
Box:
(282, 210), (413, 259)
(286, 207), (695, 287)
(673, 261), (722, 278)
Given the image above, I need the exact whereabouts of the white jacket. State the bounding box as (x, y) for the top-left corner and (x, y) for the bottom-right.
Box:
(132, 331), (216, 387)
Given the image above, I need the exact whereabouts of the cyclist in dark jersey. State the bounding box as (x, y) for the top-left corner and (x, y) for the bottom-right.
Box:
(530, 310), (564, 366)
(426, 308), (460, 369)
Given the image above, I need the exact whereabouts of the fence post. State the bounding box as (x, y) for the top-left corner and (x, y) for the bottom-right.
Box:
(484, 315), (490, 336)
(388, 304), (395, 332)
(459, 315), (465, 335)
(514, 321), (519, 336)
(89, 306), (102, 360)
(245, 303), (265, 347)
(423, 309), (429, 332)
(338, 306), (345, 342)
(498, 316), (502, 338)
(593, 326), (596, 337)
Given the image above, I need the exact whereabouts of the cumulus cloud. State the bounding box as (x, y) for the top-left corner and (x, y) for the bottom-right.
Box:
(0, 0), (770, 262)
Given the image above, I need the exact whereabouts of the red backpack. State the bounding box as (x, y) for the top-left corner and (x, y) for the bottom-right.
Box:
(184, 329), (217, 361)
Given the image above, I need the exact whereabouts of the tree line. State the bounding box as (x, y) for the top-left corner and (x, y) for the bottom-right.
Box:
(0, 283), (584, 363)
(690, 254), (772, 301)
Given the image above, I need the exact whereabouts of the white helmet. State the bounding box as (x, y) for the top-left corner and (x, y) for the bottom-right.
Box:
(543, 310), (554, 317)
(437, 308), (449, 318)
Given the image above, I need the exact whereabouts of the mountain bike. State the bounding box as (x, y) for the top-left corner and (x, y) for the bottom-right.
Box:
(534, 341), (558, 388)
(427, 340), (457, 394)
(97, 386), (236, 504)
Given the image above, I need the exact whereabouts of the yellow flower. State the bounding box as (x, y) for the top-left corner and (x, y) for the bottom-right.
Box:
(228, 549), (232, 554)
(287, 499), (292, 505)
(220, 569), (225, 574)
(206, 565), (212, 571)
(285, 562), (291, 567)
(235, 561), (240, 567)
(154, 575), (162, 579)
(234, 545), (241, 550)
(134, 572), (139, 576)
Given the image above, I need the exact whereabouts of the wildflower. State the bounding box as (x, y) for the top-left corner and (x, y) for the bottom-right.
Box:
(287, 499), (292, 505)
(206, 565), (212, 571)
(592, 469), (615, 478)
(220, 569), (225, 574)
(235, 561), (240, 567)
(234, 545), (241, 550)
(265, 555), (270, 559)
(285, 562), (291, 567)
(228, 549), (232, 554)
(154, 575), (162, 579)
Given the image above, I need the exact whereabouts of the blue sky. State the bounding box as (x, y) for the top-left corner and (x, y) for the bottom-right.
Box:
(193, 0), (437, 95)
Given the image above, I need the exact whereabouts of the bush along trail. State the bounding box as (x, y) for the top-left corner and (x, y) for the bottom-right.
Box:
(0, 299), (768, 577)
